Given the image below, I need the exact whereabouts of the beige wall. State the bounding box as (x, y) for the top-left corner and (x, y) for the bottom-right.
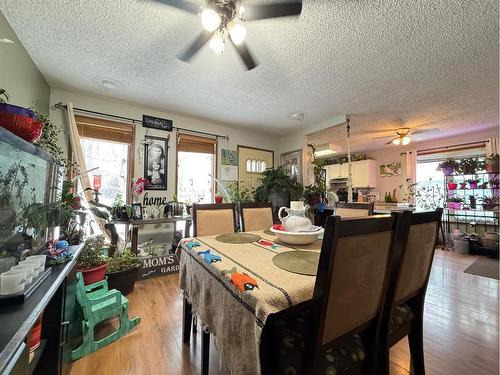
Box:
(49, 88), (279, 202)
(366, 128), (499, 202)
(0, 12), (49, 114)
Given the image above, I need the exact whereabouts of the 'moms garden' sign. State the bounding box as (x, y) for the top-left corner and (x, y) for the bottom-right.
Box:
(138, 254), (179, 279)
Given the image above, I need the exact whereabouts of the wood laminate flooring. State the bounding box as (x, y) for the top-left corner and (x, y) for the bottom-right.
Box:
(70, 250), (499, 375)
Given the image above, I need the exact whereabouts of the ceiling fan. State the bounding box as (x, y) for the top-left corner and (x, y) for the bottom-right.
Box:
(151, 0), (303, 70)
(372, 127), (440, 145)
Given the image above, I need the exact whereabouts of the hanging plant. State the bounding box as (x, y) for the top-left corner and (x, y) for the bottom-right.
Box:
(437, 159), (458, 176)
(32, 110), (64, 164)
(0, 89), (10, 104)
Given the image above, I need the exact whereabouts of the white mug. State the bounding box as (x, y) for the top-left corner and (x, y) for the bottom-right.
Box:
(0, 270), (27, 295)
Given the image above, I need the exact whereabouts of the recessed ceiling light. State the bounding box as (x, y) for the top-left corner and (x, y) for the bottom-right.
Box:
(99, 79), (120, 90)
(290, 112), (305, 121)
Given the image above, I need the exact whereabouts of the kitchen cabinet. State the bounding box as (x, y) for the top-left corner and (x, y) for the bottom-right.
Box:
(325, 160), (377, 188)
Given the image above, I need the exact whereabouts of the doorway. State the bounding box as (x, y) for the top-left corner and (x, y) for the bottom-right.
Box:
(238, 145), (274, 189)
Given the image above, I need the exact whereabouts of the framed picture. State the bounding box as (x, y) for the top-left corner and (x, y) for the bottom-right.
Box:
(144, 136), (168, 190)
(380, 162), (402, 177)
(280, 149), (303, 183)
(132, 203), (143, 220)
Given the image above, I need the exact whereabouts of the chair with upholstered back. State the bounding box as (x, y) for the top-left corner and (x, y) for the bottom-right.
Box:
(192, 203), (237, 237)
(335, 202), (374, 218)
(238, 202), (274, 232)
(374, 208), (443, 375)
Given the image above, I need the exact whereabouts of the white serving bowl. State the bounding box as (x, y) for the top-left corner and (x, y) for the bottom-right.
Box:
(270, 227), (324, 246)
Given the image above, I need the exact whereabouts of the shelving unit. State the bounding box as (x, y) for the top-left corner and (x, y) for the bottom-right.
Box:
(444, 172), (499, 235)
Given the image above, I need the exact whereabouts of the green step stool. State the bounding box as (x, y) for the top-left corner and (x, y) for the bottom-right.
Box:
(71, 272), (141, 360)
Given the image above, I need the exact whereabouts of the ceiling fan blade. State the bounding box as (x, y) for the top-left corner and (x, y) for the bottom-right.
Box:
(149, 0), (200, 15)
(177, 31), (213, 62)
(244, 2), (302, 21)
(230, 39), (258, 71)
(372, 134), (394, 140)
(411, 128), (440, 135)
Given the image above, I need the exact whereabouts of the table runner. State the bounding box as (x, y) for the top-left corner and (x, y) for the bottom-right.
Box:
(178, 230), (321, 374)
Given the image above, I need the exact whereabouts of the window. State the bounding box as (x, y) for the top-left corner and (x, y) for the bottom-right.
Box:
(75, 116), (135, 206)
(176, 133), (216, 204)
(245, 159), (267, 173)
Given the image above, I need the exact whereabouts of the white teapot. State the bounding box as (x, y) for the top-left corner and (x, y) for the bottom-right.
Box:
(278, 201), (313, 232)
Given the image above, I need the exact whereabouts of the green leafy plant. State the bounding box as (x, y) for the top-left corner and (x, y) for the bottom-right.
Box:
(0, 89), (10, 103)
(77, 235), (106, 270)
(467, 178), (481, 184)
(254, 166), (303, 202)
(107, 249), (140, 273)
(458, 158), (483, 175)
(414, 178), (445, 210)
(60, 220), (86, 245)
(448, 196), (464, 203)
(225, 181), (254, 203)
(110, 193), (133, 220)
(437, 159), (459, 174)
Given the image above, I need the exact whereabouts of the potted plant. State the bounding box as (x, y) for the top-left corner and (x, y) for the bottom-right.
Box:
(459, 182), (468, 189)
(59, 220), (86, 248)
(77, 235), (108, 285)
(481, 196), (499, 211)
(106, 249), (141, 295)
(447, 197), (464, 210)
(447, 178), (458, 190)
(467, 178), (480, 189)
(226, 181), (254, 203)
(254, 166), (303, 217)
(110, 193), (133, 221)
(437, 159), (458, 176)
(458, 158), (482, 175)
(478, 181), (489, 189)
(485, 154), (499, 175)
(489, 179), (499, 189)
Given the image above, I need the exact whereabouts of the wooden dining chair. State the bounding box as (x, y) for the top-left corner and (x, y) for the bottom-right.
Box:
(192, 203), (237, 237)
(238, 202), (274, 232)
(374, 208), (443, 375)
(335, 202), (374, 218)
(260, 212), (411, 375)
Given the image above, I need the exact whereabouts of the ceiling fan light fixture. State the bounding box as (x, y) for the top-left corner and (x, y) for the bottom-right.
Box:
(227, 20), (247, 45)
(201, 8), (221, 32)
(402, 135), (411, 145)
(209, 30), (225, 54)
(392, 138), (401, 145)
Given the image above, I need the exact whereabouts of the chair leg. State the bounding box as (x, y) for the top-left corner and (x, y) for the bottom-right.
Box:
(408, 298), (426, 375)
(202, 327), (210, 375)
(182, 297), (193, 344)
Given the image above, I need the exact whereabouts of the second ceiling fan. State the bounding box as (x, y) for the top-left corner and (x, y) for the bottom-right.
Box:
(152, 0), (303, 70)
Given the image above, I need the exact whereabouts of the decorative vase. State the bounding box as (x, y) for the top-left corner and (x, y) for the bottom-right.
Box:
(0, 103), (44, 143)
(468, 181), (478, 189)
(447, 182), (458, 190)
(78, 262), (108, 285)
(448, 202), (461, 210)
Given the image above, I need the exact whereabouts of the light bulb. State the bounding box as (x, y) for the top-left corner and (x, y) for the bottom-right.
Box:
(228, 20), (247, 45)
(201, 8), (221, 32)
(392, 138), (401, 145)
(402, 136), (411, 145)
(209, 30), (225, 55)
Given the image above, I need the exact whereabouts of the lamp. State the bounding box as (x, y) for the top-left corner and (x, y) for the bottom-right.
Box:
(402, 135), (411, 145)
(228, 20), (247, 45)
(392, 138), (401, 145)
(201, 8), (221, 32)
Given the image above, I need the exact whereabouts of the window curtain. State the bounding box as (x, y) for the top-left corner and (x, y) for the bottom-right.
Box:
(486, 138), (499, 156)
(406, 150), (417, 183)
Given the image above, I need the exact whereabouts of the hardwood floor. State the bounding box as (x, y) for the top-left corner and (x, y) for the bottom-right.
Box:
(70, 250), (499, 375)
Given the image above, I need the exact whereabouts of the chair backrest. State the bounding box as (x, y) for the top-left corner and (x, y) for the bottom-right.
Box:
(394, 209), (442, 304)
(192, 203), (237, 237)
(310, 213), (409, 356)
(238, 202), (273, 232)
(75, 272), (90, 318)
(335, 202), (374, 218)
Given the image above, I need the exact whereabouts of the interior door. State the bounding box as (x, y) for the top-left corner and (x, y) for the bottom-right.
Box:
(238, 146), (274, 189)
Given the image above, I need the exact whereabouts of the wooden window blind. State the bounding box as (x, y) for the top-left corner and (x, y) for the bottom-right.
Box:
(75, 115), (134, 144)
(177, 133), (216, 154)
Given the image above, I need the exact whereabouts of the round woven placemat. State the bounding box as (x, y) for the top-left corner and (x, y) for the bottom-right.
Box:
(272, 251), (319, 276)
(263, 229), (275, 236)
(215, 232), (262, 244)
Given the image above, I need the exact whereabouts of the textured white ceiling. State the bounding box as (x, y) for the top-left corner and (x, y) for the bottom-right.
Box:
(0, 0), (498, 137)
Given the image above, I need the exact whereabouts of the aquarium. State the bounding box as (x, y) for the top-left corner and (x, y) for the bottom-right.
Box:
(0, 128), (60, 272)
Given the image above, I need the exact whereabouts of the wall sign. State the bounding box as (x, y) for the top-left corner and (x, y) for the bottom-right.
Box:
(143, 114), (173, 131)
(138, 254), (179, 279)
(144, 135), (168, 190)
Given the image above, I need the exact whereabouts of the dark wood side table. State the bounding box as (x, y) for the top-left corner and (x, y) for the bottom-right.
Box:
(107, 216), (192, 254)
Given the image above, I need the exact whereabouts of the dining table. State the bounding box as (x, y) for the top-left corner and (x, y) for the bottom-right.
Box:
(177, 229), (323, 375)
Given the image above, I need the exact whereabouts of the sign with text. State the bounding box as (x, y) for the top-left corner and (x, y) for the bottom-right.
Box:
(142, 114), (173, 131)
(138, 254), (179, 279)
